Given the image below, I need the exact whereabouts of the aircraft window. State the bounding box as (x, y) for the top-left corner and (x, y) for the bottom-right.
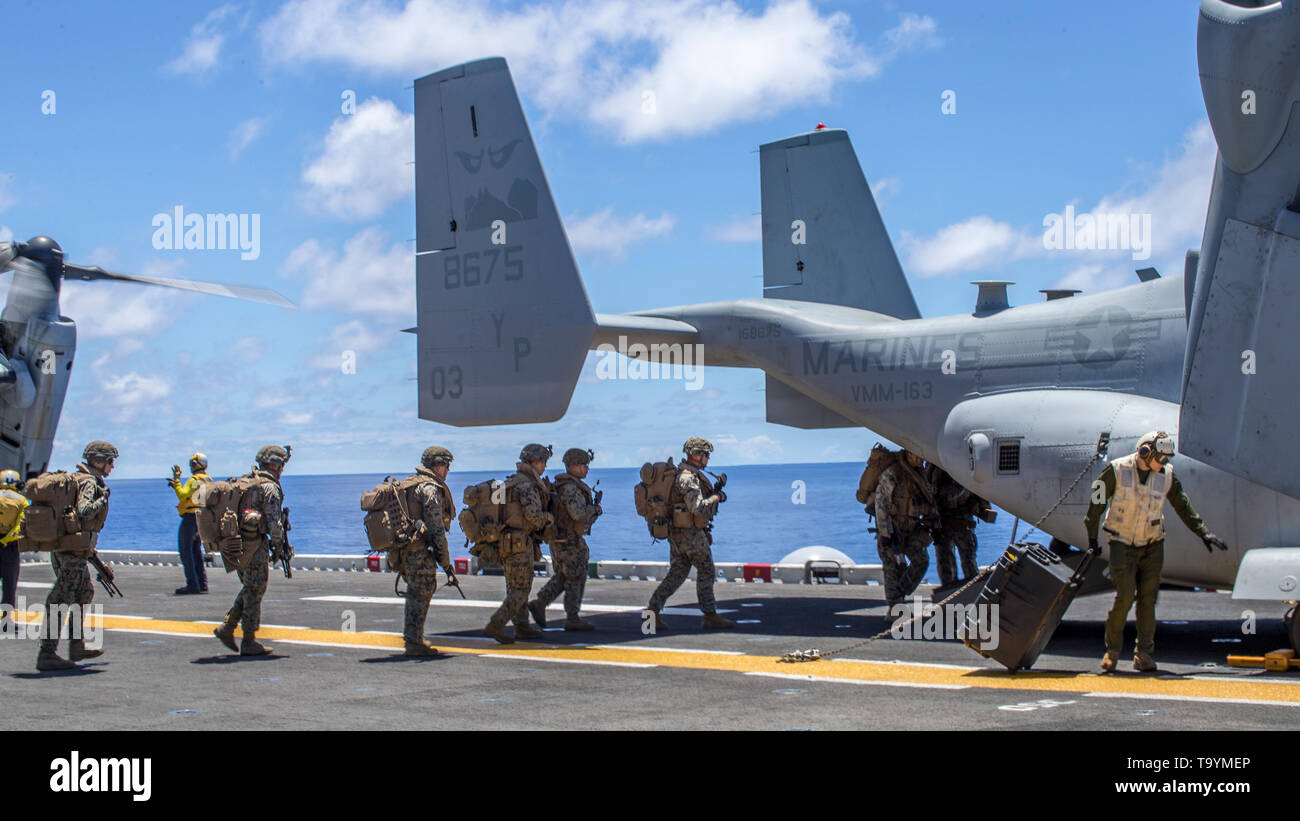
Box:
(997, 441), (1021, 475)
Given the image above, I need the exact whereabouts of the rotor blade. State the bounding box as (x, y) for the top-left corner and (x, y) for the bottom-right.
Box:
(63, 263), (296, 308)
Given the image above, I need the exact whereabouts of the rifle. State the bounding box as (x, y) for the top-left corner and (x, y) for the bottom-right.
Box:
(592, 479), (602, 507)
(442, 566), (467, 599)
(87, 553), (123, 598)
(707, 471), (728, 503)
(274, 507), (294, 578)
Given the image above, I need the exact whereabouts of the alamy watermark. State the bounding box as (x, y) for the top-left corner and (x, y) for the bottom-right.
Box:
(889, 595), (999, 649)
(1042, 204), (1151, 261)
(151, 206), (261, 260)
(594, 335), (705, 391)
(0, 598), (104, 648)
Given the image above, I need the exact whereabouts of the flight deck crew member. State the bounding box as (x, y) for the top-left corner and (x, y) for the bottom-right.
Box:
(36, 441), (116, 671)
(875, 449), (936, 610)
(484, 444), (554, 644)
(0, 470), (29, 631)
(646, 437), (734, 631)
(169, 453), (211, 595)
(1084, 430), (1228, 672)
(530, 448), (602, 631)
(400, 446), (458, 656)
(213, 445), (291, 657)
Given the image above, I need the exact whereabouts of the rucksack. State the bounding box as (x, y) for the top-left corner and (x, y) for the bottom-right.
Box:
(361, 472), (454, 574)
(856, 444), (899, 507)
(194, 474), (267, 572)
(459, 479), (506, 548)
(20, 471), (94, 554)
(633, 457), (678, 540)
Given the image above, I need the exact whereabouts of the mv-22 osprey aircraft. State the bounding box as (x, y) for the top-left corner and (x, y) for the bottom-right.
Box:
(0, 238), (292, 479)
(408, 0), (1300, 649)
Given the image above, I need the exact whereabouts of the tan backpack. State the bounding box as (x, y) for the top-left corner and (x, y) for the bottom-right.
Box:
(633, 458), (678, 540)
(856, 444), (899, 506)
(458, 479), (506, 550)
(20, 471), (94, 554)
(194, 474), (267, 572)
(361, 473), (453, 574)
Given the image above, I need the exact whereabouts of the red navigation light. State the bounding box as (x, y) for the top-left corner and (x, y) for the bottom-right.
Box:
(814, 122), (827, 130)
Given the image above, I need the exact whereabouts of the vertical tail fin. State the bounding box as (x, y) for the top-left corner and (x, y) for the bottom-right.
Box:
(760, 128), (920, 319)
(413, 58), (595, 425)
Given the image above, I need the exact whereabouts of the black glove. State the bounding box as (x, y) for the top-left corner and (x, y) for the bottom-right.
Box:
(715, 490), (727, 504)
(1087, 538), (1100, 556)
(1202, 533), (1228, 553)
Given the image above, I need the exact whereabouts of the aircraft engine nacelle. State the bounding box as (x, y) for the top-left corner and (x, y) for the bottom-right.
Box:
(0, 315), (76, 477)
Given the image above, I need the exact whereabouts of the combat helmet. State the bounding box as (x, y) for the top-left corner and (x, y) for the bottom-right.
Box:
(189, 452), (208, 472)
(562, 448), (594, 467)
(520, 443), (553, 463)
(682, 436), (714, 456)
(422, 446), (454, 469)
(0, 470), (20, 489)
(256, 444), (291, 468)
(83, 441), (119, 463)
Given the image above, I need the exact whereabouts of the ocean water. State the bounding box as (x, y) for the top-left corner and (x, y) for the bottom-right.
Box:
(95, 463), (1031, 584)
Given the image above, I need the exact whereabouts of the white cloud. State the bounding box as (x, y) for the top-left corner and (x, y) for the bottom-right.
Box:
(97, 371), (173, 423)
(229, 116), (270, 161)
(901, 121), (1216, 279)
(566, 208), (675, 257)
(260, 0), (936, 142)
(901, 216), (1040, 278)
(709, 433), (783, 462)
(280, 226), (414, 319)
(312, 319), (398, 370)
(281, 411), (314, 425)
(166, 4), (242, 77)
(870, 177), (901, 200)
(710, 214), (761, 244)
(301, 98), (413, 220)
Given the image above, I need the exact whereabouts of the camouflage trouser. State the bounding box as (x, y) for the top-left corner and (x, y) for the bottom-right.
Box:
(224, 544), (269, 633)
(933, 524), (978, 585)
(535, 537), (589, 618)
(490, 548), (535, 627)
(40, 553), (93, 652)
(877, 526), (931, 605)
(403, 544), (439, 644)
(1105, 539), (1164, 656)
(648, 529), (717, 615)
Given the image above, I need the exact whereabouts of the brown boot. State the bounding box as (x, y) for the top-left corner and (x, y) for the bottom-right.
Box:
(1133, 652), (1158, 672)
(404, 641), (443, 657)
(69, 639), (103, 661)
(701, 612), (735, 630)
(515, 622), (543, 640)
(647, 607), (668, 632)
(484, 621), (514, 644)
(36, 649), (75, 671)
(1100, 652), (1119, 673)
(214, 624), (239, 653)
(564, 616), (595, 631)
(528, 599), (548, 628)
(240, 631), (273, 656)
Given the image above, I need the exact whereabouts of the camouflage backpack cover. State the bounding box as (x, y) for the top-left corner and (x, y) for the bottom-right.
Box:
(633, 457), (678, 540)
(19, 471), (99, 555)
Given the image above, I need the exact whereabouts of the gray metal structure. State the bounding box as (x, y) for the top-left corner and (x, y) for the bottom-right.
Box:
(409, 1), (1300, 631)
(0, 237), (292, 478)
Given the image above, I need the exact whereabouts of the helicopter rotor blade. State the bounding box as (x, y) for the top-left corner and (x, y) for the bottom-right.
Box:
(62, 263), (296, 308)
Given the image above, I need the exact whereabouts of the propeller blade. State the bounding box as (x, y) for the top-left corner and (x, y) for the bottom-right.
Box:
(62, 263), (295, 308)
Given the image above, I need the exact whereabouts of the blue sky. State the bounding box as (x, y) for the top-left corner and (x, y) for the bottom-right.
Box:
(1, 0), (1214, 477)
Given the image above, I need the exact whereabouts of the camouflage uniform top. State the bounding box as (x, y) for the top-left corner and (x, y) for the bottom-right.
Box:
(672, 464), (718, 529)
(874, 462), (936, 539)
(248, 469), (286, 549)
(553, 473), (600, 539)
(73, 463), (110, 527)
(930, 466), (975, 528)
(408, 466), (451, 565)
(506, 461), (553, 534)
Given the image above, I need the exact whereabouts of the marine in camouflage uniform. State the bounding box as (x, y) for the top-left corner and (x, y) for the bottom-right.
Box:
(875, 450), (936, 609)
(484, 444), (554, 644)
(529, 448), (601, 631)
(647, 437), (735, 631)
(402, 446), (457, 656)
(928, 465), (981, 585)
(214, 445), (291, 657)
(37, 441), (117, 671)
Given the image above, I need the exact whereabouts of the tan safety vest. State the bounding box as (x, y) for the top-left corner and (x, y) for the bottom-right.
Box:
(1102, 454), (1172, 546)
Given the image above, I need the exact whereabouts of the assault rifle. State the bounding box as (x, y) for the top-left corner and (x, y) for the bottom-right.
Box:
(442, 566), (466, 599)
(87, 553), (123, 598)
(274, 507), (294, 578)
(707, 471), (728, 504)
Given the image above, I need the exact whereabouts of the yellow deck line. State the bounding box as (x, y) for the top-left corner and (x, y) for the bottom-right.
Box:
(14, 611), (1300, 704)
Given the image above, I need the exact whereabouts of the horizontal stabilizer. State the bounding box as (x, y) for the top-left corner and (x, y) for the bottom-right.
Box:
(765, 375), (856, 429)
